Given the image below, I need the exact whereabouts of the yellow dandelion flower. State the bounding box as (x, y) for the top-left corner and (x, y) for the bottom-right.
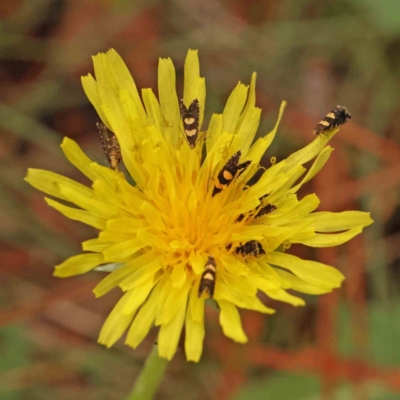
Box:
(25, 49), (373, 362)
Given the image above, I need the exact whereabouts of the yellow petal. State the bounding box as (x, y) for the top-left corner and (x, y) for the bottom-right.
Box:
(283, 128), (338, 172)
(61, 137), (100, 182)
(264, 287), (305, 306)
(25, 168), (92, 202)
(45, 197), (106, 230)
(189, 252), (207, 275)
(123, 276), (158, 315)
(297, 227), (364, 247)
(105, 49), (148, 125)
(184, 303), (205, 362)
(142, 88), (165, 133)
(222, 82), (248, 136)
(236, 73), (261, 156)
(218, 300), (248, 343)
(290, 146), (334, 193)
(303, 211), (373, 232)
(267, 194), (320, 226)
(98, 290), (135, 347)
(100, 103), (144, 186)
(54, 253), (103, 277)
(119, 258), (162, 291)
(188, 284), (205, 322)
(220, 255), (248, 276)
(137, 229), (169, 251)
(246, 101), (286, 165)
(215, 279), (274, 314)
(170, 262), (187, 288)
(81, 73), (111, 128)
(106, 217), (148, 232)
(158, 57), (180, 146)
(158, 304), (186, 360)
(82, 238), (110, 252)
(221, 271), (257, 297)
(268, 251), (344, 289)
(183, 49), (206, 128)
(125, 282), (162, 349)
(93, 252), (156, 297)
(275, 269), (333, 295)
(206, 113), (223, 154)
(158, 278), (190, 325)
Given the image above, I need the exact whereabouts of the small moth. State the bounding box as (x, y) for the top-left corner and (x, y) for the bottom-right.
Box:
(179, 99), (200, 149)
(235, 240), (265, 257)
(212, 151), (251, 197)
(198, 256), (217, 297)
(255, 203), (277, 218)
(313, 105), (351, 135)
(97, 121), (122, 171)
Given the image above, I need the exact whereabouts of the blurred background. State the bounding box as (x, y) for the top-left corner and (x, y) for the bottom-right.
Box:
(1, 0), (400, 399)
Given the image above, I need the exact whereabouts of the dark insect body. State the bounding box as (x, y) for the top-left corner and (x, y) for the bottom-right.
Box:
(212, 151), (251, 197)
(313, 105), (351, 135)
(179, 99), (200, 149)
(236, 193), (276, 222)
(97, 121), (122, 171)
(235, 240), (265, 257)
(198, 256), (216, 297)
(255, 203), (277, 218)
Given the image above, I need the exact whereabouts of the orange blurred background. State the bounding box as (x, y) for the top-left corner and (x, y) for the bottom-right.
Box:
(1, 1), (400, 399)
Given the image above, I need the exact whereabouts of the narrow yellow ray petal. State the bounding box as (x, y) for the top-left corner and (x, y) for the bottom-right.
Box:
(159, 279), (191, 325)
(218, 300), (248, 343)
(105, 49), (148, 125)
(303, 211), (373, 232)
(158, 57), (180, 147)
(54, 253), (103, 277)
(137, 229), (169, 251)
(93, 252), (156, 297)
(246, 101), (286, 164)
(25, 169), (92, 202)
(142, 88), (165, 133)
(45, 198), (106, 230)
(82, 238), (110, 252)
(123, 276), (158, 315)
(220, 256), (248, 276)
(290, 146), (334, 193)
(206, 113), (223, 154)
(220, 272), (257, 297)
(275, 269), (333, 295)
(268, 251), (345, 289)
(98, 290), (135, 347)
(283, 128), (338, 172)
(236, 73), (261, 156)
(125, 282), (162, 349)
(103, 239), (145, 262)
(189, 284), (205, 323)
(100, 103), (145, 187)
(215, 279), (274, 314)
(222, 82), (248, 135)
(81, 73), (111, 128)
(185, 304), (205, 362)
(265, 287), (305, 306)
(158, 305), (186, 360)
(267, 194), (320, 226)
(297, 227), (364, 247)
(58, 184), (119, 218)
(170, 263), (187, 288)
(61, 137), (104, 183)
(119, 258), (162, 291)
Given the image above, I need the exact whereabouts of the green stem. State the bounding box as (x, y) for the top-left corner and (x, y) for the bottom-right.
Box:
(125, 345), (168, 400)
